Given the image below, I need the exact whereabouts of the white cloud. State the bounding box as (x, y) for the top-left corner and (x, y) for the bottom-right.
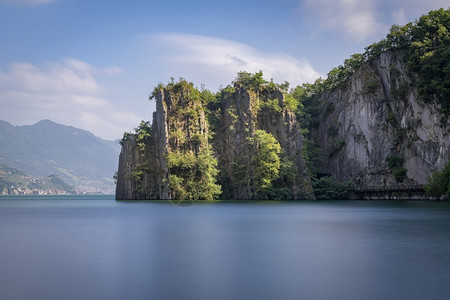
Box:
(294, 0), (449, 42)
(152, 33), (321, 89)
(0, 59), (140, 140)
(300, 0), (383, 42)
(389, 1), (450, 23)
(0, 60), (99, 94)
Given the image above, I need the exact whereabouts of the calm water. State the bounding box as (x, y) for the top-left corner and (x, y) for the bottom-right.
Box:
(1, 196), (450, 300)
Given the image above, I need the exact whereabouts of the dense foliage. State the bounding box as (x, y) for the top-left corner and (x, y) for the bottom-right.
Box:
(365, 8), (450, 120)
(425, 160), (450, 200)
(267, 157), (299, 200)
(135, 121), (152, 152)
(123, 8), (450, 202)
(386, 155), (408, 182)
(288, 78), (355, 198)
(166, 146), (221, 201)
(280, 8), (450, 198)
(249, 130), (281, 195)
(161, 79), (222, 200)
(312, 176), (355, 200)
(122, 121), (153, 195)
(291, 9), (450, 122)
(235, 71), (268, 90)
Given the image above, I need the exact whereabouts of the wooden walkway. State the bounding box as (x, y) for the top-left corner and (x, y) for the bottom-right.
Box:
(354, 185), (427, 200)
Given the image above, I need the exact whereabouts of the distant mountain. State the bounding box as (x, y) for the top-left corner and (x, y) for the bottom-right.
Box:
(0, 163), (75, 195)
(0, 120), (120, 193)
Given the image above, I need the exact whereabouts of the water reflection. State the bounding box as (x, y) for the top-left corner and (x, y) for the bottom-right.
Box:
(0, 199), (450, 299)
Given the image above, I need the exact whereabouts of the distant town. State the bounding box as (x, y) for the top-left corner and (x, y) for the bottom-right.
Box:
(1, 186), (114, 196)
(0, 171), (114, 196)
(0, 119), (120, 198)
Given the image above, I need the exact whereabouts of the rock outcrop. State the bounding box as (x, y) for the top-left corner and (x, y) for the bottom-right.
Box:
(116, 53), (449, 200)
(116, 80), (313, 200)
(314, 52), (449, 187)
(116, 81), (215, 200)
(214, 84), (313, 199)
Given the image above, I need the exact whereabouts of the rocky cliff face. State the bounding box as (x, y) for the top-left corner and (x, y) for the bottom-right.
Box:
(116, 80), (313, 200)
(116, 81), (220, 200)
(214, 83), (313, 199)
(115, 124), (166, 200)
(116, 53), (449, 200)
(315, 52), (449, 187)
(116, 134), (148, 200)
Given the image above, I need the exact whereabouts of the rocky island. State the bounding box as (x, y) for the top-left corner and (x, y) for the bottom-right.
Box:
(116, 9), (450, 200)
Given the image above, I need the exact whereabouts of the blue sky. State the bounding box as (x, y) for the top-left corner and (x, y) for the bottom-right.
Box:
(0, 0), (448, 139)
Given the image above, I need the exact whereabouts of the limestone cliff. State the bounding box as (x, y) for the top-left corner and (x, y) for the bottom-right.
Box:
(116, 61), (449, 200)
(116, 81), (221, 200)
(116, 54), (449, 200)
(214, 83), (313, 199)
(314, 52), (449, 187)
(116, 78), (313, 200)
(116, 133), (156, 200)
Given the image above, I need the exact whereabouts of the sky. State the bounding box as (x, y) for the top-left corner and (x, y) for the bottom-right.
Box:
(0, 0), (448, 140)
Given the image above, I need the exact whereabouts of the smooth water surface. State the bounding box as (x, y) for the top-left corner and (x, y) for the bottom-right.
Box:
(1, 196), (450, 300)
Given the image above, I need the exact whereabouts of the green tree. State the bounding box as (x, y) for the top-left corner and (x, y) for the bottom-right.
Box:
(386, 155), (408, 182)
(313, 176), (355, 200)
(235, 71), (268, 90)
(166, 145), (221, 201)
(267, 157), (299, 200)
(259, 98), (282, 113)
(149, 82), (165, 100)
(249, 130), (281, 194)
(425, 160), (450, 199)
(134, 120), (152, 152)
(364, 8), (450, 120)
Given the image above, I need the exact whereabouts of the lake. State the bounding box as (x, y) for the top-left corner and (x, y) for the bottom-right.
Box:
(1, 196), (450, 300)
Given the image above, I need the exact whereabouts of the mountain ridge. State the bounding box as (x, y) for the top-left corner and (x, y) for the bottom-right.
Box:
(0, 162), (75, 195)
(0, 119), (120, 194)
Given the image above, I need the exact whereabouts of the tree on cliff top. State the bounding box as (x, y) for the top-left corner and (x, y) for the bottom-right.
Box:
(235, 71), (268, 90)
(366, 8), (450, 120)
(296, 9), (450, 121)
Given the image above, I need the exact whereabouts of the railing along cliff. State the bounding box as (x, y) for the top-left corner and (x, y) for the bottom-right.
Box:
(354, 185), (427, 200)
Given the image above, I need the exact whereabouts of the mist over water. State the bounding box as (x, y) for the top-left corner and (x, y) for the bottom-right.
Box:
(1, 196), (450, 300)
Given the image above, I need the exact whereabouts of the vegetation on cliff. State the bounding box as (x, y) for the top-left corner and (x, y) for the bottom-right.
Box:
(117, 9), (449, 200)
(365, 8), (450, 120)
(312, 176), (355, 200)
(166, 146), (221, 200)
(283, 8), (449, 195)
(249, 129), (281, 194)
(299, 8), (450, 122)
(118, 72), (315, 200)
(117, 121), (155, 198)
(216, 71), (312, 200)
(425, 160), (450, 200)
(159, 80), (221, 200)
(284, 81), (355, 199)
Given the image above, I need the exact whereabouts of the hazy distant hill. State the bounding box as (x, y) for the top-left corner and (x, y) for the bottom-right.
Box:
(0, 163), (75, 195)
(0, 120), (120, 193)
